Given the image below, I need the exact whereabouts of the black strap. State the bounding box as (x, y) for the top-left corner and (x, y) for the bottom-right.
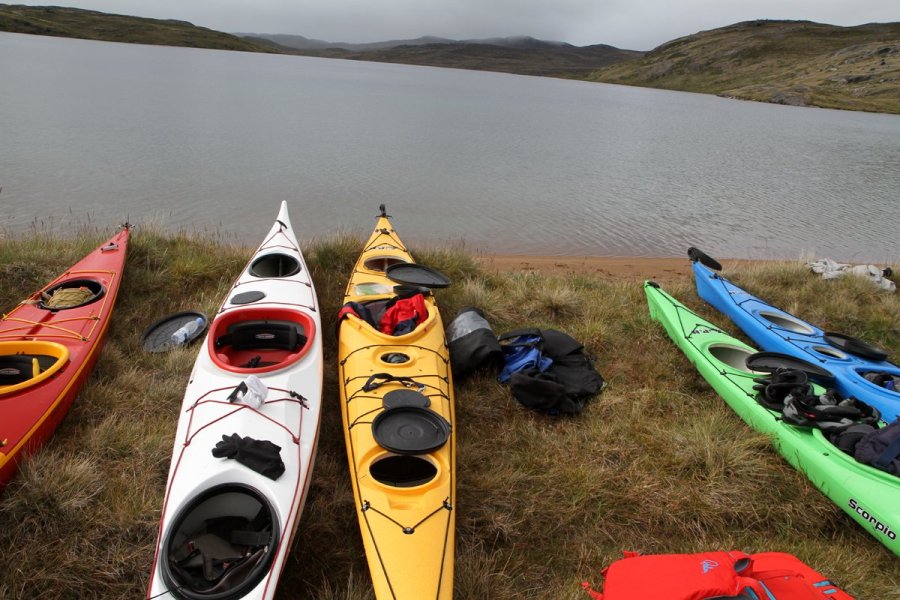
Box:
(753, 368), (808, 411)
(875, 435), (900, 471)
(498, 327), (542, 343)
(226, 382), (248, 403)
(362, 373), (421, 392)
(230, 529), (271, 547)
(241, 356), (262, 369)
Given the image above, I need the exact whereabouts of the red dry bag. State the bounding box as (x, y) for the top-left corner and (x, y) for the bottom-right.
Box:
(582, 550), (854, 600)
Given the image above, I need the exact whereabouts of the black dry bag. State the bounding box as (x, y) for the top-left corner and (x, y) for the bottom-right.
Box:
(446, 307), (502, 378)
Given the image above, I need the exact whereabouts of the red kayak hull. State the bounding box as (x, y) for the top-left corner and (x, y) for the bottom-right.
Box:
(0, 227), (129, 491)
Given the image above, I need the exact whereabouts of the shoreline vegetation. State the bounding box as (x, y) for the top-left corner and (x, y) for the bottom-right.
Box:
(0, 5), (898, 114)
(0, 228), (897, 599)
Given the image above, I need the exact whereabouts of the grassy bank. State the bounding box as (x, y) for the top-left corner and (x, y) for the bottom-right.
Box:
(588, 20), (900, 115)
(0, 227), (897, 599)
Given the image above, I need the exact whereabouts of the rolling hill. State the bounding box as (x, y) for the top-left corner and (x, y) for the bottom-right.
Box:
(0, 4), (273, 52)
(587, 20), (900, 114)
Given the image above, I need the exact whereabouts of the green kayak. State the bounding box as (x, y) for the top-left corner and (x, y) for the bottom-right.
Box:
(644, 281), (899, 557)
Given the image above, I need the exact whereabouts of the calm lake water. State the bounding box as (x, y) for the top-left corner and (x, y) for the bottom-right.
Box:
(1, 32), (899, 262)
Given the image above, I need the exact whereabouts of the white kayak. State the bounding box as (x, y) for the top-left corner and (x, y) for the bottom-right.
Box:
(147, 201), (323, 600)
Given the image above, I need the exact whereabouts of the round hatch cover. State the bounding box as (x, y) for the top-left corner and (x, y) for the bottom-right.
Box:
(823, 332), (889, 362)
(141, 311), (208, 353)
(371, 407), (450, 455)
(745, 351), (835, 382)
(231, 290), (266, 305)
(383, 388), (431, 409)
(385, 263), (451, 289)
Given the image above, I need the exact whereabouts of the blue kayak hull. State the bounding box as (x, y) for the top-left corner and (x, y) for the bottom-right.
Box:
(692, 260), (900, 423)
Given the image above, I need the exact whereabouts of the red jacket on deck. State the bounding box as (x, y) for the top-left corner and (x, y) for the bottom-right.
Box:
(379, 293), (428, 336)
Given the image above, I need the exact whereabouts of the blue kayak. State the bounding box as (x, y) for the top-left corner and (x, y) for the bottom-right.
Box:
(690, 251), (900, 423)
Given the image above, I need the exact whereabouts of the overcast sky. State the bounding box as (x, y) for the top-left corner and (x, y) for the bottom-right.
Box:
(11, 0), (899, 49)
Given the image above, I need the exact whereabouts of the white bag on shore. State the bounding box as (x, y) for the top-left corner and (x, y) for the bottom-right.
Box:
(807, 258), (895, 292)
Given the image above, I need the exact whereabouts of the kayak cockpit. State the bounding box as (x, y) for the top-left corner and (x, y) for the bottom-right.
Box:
(249, 253), (302, 278)
(0, 341), (69, 396)
(856, 369), (900, 392)
(370, 454), (439, 488)
(209, 307), (316, 374)
(363, 254), (408, 273)
(38, 278), (105, 311)
(707, 344), (759, 373)
(339, 291), (435, 338)
(756, 309), (816, 335)
(161, 483), (279, 600)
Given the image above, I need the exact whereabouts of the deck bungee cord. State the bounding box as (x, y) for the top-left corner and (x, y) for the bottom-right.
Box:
(1, 268), (119, 342)
(662, 291), (763, 401)
(180, 386), (311, 445)
(706, 270), (835, 365)
(360, 497), (454, 534)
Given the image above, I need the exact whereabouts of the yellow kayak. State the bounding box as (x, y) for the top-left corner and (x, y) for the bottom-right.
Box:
(337, 206), (455, 599)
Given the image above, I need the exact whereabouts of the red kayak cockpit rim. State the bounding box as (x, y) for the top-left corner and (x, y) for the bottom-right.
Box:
(208, 306), (316, 374)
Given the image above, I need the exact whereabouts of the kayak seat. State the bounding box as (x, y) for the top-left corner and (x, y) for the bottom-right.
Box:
(215, 320), (307, 352)
(168, 510), (273, 595)
(0, 355), (40, 385)
(208, 307), (317, 374)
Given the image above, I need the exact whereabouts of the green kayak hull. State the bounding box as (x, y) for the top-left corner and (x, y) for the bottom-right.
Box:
(644, 281), (899, 557)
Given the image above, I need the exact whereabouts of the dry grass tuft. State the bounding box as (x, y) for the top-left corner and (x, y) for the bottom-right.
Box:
(0, 230), (898, 599)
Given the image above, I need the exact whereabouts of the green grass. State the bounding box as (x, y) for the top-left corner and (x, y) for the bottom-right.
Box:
(0, 228), (898, 599)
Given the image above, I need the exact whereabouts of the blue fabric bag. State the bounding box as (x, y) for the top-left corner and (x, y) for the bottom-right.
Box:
(498, 329), (552, 383)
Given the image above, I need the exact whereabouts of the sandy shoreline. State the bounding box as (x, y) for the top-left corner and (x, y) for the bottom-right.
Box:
(476, 254), (767, 282)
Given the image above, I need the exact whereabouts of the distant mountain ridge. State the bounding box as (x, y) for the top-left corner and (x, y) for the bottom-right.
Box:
(237, 33), (574, 52)
(240, 32), (641, 78)
(1, 6), (898, 113)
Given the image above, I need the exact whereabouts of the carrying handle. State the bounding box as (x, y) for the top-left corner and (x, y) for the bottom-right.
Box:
(362, 373), (424, 392)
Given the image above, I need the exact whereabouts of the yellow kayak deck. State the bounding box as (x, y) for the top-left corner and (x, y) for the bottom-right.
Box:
(337, 214), (455, 599)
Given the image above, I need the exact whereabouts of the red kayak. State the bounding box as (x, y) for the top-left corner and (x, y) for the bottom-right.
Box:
(0, 226), (130, 491)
